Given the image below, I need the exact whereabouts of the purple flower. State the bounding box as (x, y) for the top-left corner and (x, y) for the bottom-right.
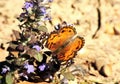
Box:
(1, 66), (10, 74)
(38, 64), (47, 71)
(24, 63), (34, 74)
(24, 2), (33, 10)
(41, 15), (51, 21)
(18, 13), (28, 22)
(20, 13), (26, 17)
(32, 45), (41, 52)
(48, 0), (53, 2)
(42, 0), (53, 3)
(44, 15), (51, 20)
(40, 7), (46, 15)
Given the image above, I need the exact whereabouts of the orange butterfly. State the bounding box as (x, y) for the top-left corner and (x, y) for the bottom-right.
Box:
(45, 26), (85, 61)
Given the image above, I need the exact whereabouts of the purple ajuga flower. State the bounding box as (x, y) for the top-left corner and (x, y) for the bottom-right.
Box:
(1, 66), (10, 74)
(40, 7), (46, 15)
(24, 2), (33, 10)
(20, 13), (26, 17)
(32, 45), (41, 52)
(24, 63), (34, 74)
(38, 63), (47, 71)
(48, 0), (53, 2)
(41, 15), (51, 21)
(42, 0), (53, 3)
(44, 15), (51, 21)
(18, 13), (28, 22)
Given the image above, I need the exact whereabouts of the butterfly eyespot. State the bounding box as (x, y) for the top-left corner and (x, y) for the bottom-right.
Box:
(61, 30), (65, 33)
(69, 30), (71, 32)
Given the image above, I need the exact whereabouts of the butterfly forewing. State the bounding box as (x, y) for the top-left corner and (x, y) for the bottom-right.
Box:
(46, 26), (76, 52)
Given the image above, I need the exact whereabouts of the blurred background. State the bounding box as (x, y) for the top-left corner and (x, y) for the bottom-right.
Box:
(0, 0), (120, 83)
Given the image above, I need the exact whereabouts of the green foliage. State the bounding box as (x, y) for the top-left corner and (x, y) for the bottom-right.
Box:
(34, 52), (43, 62)
(62, 72), (74, 81)
(6, 73), (14, 84)
(37, 26), (48, 32)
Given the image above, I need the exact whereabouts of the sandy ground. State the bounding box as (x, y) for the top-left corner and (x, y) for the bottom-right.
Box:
(0, 0), (120, 84)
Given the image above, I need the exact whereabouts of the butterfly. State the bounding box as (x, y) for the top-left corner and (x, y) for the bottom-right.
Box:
(45, 25), (85, 62)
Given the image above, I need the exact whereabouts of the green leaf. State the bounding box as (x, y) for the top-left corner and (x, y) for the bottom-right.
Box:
(26, 49), (38, 57)
(6, 73), (14, 84)
(62, 72), (75, 81)
(37, 26), (48, 32)
(34, 52), (43, 62)
(15, 58), (26, 66)
(0, 75), (3, 79)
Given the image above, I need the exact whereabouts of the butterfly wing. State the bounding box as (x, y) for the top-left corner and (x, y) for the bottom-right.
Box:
(45, 26), (76, 52)
(57, 36), (85, 61)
